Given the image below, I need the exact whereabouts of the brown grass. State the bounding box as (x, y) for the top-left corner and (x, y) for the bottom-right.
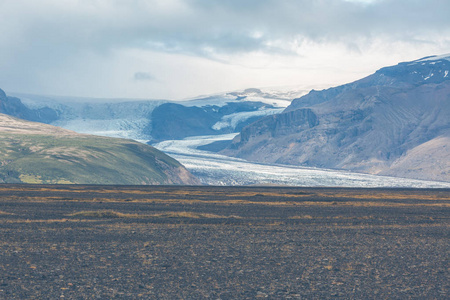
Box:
(67, 210), (239, 219)
(6, 195), (449, 208)
(148, 212), (240, 219)
(313, 192), (450, 201)
(320, 223), (450, 230)
(289, 215), (375, 220)
(289, 215), (314, 219)
(1, 186), (449, 204)
(68, 210), (141, 218)
(138, 199), (450, 207)
(0, 219), (96, 224)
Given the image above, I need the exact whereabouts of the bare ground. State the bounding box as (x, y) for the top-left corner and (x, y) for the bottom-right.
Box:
(0, 185), (448, 299)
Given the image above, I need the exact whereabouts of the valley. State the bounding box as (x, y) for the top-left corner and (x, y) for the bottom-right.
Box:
(153, 134), (450, 187)
(3, 2), (450, 299)
(4, 79), (450, 187)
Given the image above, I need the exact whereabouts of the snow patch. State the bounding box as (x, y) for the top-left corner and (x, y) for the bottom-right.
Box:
(212, 108), (284, 130)
(178, 94), (292, 108)
(177, 85), (324, 109)
(415, 53), (450, 62)
(423, 73), (434, 80)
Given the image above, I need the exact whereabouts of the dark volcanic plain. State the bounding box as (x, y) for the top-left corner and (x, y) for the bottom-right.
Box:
(0, 184), (448, 299)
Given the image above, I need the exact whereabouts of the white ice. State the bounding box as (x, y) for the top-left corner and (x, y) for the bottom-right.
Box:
(416, 53), (450, 62)
(212, 108), (284, 130)
(153, 134), (450, 188)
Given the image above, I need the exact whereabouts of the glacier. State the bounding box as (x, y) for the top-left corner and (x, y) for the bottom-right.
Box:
(212, 108), (284, 131)
(153, 134), (450, 188)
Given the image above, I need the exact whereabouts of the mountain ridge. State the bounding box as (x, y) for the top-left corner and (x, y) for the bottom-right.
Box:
(222, 54), (450, 182)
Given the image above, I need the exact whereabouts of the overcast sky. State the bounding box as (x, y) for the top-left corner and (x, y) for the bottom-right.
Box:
(1, 0), (449, 100)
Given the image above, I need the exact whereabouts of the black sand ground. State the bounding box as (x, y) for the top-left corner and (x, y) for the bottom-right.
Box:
(0, 185), (448, 299)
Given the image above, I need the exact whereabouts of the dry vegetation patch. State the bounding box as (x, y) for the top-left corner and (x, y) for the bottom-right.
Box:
(8, 195), (449, 208)
(67, 210), (239, 220)
(289, 215), (375, 220)
(0, 219), (97, 224)
(314, 191), (450, 201)
(149, 212), (240, 219)
(133, 199), (450, 207)
(68, 210), (141, 219)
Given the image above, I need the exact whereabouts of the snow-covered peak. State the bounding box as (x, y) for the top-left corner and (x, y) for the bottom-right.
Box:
(414, 53), (450, 63)
(373, 53), (450, 85)
(178, 85), (328, 108)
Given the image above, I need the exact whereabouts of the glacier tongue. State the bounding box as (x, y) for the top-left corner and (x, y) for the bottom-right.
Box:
(52, 118), (152, 142)
(212, 108), (284, 131)
(153, 134), (450, 188)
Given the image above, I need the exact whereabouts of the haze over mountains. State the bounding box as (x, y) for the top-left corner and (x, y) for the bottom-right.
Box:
(223, 54), (450, 182)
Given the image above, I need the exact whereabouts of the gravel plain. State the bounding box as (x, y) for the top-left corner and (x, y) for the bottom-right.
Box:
(0, 184), (448, 299)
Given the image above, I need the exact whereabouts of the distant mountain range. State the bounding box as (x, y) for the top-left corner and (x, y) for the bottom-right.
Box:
(0, 86), (311, 186)
(0, 109), (198, 185)
(222, 54), (450, 182)
(7, 87), (305, 143)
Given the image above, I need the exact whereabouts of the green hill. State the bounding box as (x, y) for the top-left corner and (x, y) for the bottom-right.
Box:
(0, 113), (199, 185)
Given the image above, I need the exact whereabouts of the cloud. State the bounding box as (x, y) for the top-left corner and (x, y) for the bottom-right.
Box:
(133, 72), (155, 81)
(0, 0), (449, 99)
(3, 0), (449, 58)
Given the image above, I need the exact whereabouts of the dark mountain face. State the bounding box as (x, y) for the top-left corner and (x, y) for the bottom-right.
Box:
(222, 55), (450, 182)
(0, 89), (58, 124)
(149, 101), (275, 141)
(230, 109), (318, 148)
(149, 103), (219, 140)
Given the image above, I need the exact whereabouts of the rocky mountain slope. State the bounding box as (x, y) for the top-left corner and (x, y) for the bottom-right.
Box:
(0, 113), (199, 185)
(150, 100), (281, 141)
(222, 54), (450, 182)
(0, 89), (58, 124)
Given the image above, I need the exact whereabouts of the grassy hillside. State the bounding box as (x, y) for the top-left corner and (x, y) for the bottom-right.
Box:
(0, 114), (198, 185)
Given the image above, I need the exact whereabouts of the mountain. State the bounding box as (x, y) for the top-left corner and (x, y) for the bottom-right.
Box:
(0, 113), (199, 185)
(150, 100), (280, 141)
(0, 89), (58, 124)
(8, 87), (303, 143)
(222, 54), (450, 182)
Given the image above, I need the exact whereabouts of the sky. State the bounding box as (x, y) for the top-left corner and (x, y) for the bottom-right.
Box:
(1, 0), (450, 100)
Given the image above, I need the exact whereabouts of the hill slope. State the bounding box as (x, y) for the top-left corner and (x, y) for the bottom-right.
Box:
(0, 113), (199, 185)
(222, 54), (450, 182)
